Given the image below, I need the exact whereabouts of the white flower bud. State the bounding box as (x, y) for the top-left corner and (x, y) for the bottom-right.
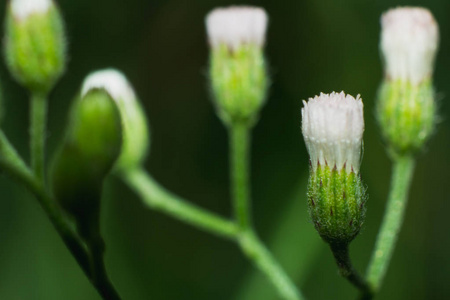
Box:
(11, 0), (52, 20)
(82, 69), (150, 170)
(302, 92), (364, 174)
(205, 6), (268, 51)
(381, 7), (439, 85)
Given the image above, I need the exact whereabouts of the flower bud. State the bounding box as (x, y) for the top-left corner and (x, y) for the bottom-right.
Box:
(4, 0), (67, 93)
(206, 6), (268, 126)
(302, 92), (366, 245)
(377, 7), (438, 155)
(81, 69), (150, 171)
(50, 89), (122, 237)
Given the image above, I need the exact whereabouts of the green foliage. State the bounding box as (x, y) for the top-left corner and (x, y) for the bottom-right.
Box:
(4, 6), (66, 93)
(377, 79), (435, 156)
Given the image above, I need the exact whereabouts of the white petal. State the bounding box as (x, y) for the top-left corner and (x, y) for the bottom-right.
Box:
(301, 92), (364, 173)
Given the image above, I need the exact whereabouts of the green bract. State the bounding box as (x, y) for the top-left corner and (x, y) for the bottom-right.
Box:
(377, 79), (435, 156)
(4, 4), (66, 93)
(51, 89), (122, 236)
(210, 44), (267, 126)
(307, 164), (366, 245)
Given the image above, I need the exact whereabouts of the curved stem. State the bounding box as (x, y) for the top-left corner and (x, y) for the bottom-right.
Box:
(229, 122), (251, 230)
(0, 131), (121, 299)
(228, 122), (303, 300)
(30, 93), (47, 184)
(239, 231), (303, 300)
(121, 168), (238, 239)
(329, 242), (371, 295)
(364, 155), (415, 298)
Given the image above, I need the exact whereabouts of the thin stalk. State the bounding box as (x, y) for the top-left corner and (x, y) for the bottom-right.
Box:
(121, 168), (238, 239)
(88, 236), (121, 300)
(239, 231), (303, 300)
(229, 122), (251, 231)
(329, 243), (371, 295)
(228, 122), (303, 300)
(0, 131), (121, 300)
(121, 167), (304, 300)
(30, 93), (47, 184)
(364, 155), (415, 298)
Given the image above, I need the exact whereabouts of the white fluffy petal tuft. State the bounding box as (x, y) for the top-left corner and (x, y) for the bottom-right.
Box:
(205, 6), (268, 51)
(381, 7), (439, 84)
(11, 0), (52, 20)
(82, 69), (136, 103)
(302, 92), (364, 173)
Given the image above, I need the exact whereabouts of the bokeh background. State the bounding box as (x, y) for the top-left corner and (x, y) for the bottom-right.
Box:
(0, 0), (448, 299)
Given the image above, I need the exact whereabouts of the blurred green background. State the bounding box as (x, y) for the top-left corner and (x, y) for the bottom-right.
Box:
(0, 0), (448, 299)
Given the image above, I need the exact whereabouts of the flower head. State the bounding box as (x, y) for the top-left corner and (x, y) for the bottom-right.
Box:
(5, 0), (65, 93)
(302, 92), (364, 174)
(381, 7), (439, 85)
(206, 6), (268, 51)
(11, 0), (52, 20)
(81, 69), (150, 171)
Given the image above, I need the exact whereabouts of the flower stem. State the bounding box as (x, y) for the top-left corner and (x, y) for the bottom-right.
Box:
(0, 130), (121, 300)
(239, 231), (303, 300)
(329, 242), (371, 295)
(229, 122), (251, 231)
(121, 168), (238, 239)
(30, 93), (47, 184)
(364, 155), (415, 297)
(121, 167), (304, 300)
(228, 122), (303, 300)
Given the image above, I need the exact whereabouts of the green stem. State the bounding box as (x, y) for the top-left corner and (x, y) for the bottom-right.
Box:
(121, 168), (238, 239)
(0, 131), (121, 300)
(329, 242), (371, 295)
(30, 93), (47, 184)
(88, 235), (121, 300)
(364, 155), (415, 297)
(229, 122), (251, 231)
(120, 168), (304, 300)
(228, 122), (302, 300)
(239, 231), (303, 300)
(0, 130), (89, 275)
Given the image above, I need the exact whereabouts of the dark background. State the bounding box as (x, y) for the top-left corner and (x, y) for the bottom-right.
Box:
(0, 0), (448, 299)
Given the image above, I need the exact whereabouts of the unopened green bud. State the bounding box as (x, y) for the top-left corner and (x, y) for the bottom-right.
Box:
(51, 89), (122, 237)
(206, 6), (268, 126)
(81, 69), (150, 171)
(377, 7), (438, 155)
(4, 0), (67, 93)
(302, 92), (366, 245)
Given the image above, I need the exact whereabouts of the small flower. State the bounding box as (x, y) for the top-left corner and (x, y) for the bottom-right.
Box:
(302, 92), (366, 245)
(11, 0), (52, 20)
(82, 69), (150, 171)
(381, 7), (439, 85)
(302, 92), (364, 174)
(377, 7), (438, 155)
(206, 6), (268, 52)
(206, 6), (269, 126)
(4, 0), (66, 93)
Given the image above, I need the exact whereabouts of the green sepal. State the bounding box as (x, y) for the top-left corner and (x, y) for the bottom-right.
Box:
(377, 79), (435, 156)
(50, 89), (122, 239)
(307, 164), (367, 245)
(114, 93), (150, 172)
(4, 5), (66, 93)
(209, 44), (267, 127)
